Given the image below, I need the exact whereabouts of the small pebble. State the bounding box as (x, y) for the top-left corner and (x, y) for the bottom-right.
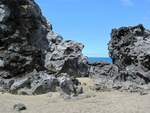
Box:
(13, 103), (27, 111)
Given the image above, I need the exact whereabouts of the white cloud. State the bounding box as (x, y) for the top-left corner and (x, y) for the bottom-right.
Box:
(120, 0), (134, 6)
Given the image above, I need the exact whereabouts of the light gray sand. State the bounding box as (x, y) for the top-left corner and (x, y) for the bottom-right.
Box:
(0, 78), (150, 113)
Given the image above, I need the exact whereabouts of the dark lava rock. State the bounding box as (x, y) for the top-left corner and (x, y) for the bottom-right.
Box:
(90, 25), (150, 92)
(58, 73), (83, 96)
(13, 103), (26, 111)
(2, 0), (150, 95)
(0, 70), (58, 95)
(109, 24), (150, 85)
(89, 62), (119, 90)
(0, 0), (88, 95)
(0, 0), (49, 78)
(45, 33), (89, 77)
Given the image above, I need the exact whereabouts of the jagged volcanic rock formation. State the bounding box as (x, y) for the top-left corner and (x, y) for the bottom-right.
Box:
(45, 33), (89, 77)
(109, 24), (150, 85)
(90, 25), (150, 92)
(0, 0), (88, 95)
(1, 0), (150, 95)
(0, 0), (49, 78)
(89, 62), (119, 90)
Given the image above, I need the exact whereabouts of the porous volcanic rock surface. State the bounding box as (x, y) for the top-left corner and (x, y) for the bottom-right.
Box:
(90, 25), (150, 92)
(0, 0), (88, 95)
(109, 24), (150, 85)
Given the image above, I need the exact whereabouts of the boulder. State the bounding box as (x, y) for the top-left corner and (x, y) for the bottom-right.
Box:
(0, 70), (58, 94)
(58, 73), (83, 96)
(0, 70), (83, 95)
(89, 62), (119, 90)
(30, 71), (59, 95)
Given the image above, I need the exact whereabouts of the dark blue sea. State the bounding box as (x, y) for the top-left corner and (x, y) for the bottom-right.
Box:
(88, 57), (112, 63)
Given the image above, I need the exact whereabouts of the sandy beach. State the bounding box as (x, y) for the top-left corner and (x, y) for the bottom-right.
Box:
(0, 78), (150, 113)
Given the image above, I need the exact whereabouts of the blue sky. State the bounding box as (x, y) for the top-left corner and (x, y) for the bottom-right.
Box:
(36, 0), (150, 57)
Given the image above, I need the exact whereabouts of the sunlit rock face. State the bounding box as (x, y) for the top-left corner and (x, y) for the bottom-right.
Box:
(90, 25), (150, 92)
(45, 36), (89, 77)
(109, 24), (150, 85)
(0, 0), (50, 78)
(0, 0), (88, 94)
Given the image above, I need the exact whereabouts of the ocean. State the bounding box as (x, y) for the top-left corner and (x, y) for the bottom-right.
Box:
(88, 57), (112, 63)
